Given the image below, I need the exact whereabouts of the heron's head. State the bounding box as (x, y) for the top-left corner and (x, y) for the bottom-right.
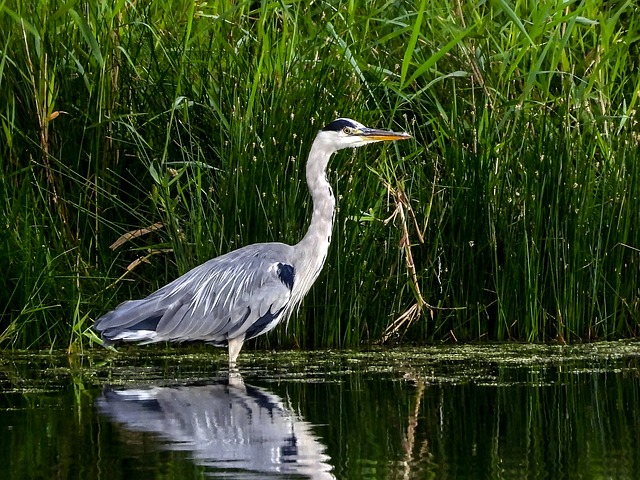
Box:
(318, 118), (412, 151)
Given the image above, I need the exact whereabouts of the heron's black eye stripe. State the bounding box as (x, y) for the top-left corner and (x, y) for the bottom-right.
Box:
(322, 118), (357, 132)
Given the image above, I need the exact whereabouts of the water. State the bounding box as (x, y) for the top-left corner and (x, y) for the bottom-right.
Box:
(1, 342), (639, 479)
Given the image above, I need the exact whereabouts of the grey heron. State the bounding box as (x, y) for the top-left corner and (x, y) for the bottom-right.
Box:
(97, 381), (334, 478)
(94, 118), (411, 366)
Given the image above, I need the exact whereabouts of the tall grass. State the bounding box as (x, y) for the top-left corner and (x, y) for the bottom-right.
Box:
(0, 0), (638, 350)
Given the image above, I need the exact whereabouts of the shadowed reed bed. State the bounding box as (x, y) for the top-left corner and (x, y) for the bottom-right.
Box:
(0, 1), (638, 350)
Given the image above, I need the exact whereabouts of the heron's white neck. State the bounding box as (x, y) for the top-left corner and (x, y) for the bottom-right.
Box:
(293, 136), (337, 300)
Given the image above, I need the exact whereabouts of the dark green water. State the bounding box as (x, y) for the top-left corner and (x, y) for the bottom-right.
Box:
(1, 343), (639, 479)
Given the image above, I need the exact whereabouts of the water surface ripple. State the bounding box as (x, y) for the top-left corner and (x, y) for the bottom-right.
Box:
(1, 342), (639, 479)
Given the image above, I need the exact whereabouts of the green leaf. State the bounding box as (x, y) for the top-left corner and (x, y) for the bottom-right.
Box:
(69, 8), (104, 67)
(404, 26), (474, 88)
(400, 0), (427, 87)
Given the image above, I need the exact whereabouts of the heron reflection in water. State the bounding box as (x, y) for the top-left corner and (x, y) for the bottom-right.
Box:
(95, 119), (411, 366)
(96, 377), (334, 479)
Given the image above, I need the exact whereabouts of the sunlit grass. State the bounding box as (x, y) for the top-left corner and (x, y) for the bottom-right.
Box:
(0, 0), (638, 350)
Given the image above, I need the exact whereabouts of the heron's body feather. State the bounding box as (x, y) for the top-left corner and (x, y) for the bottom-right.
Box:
(96, 242), (298, 346)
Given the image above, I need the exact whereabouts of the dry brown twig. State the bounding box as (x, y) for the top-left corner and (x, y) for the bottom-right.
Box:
(380, 181), (434, 343)
(110, 222), (165, 250)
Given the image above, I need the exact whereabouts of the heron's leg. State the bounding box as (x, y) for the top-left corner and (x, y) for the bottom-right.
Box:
(227, 370), (245, 387)
(227, 334), (245, 368)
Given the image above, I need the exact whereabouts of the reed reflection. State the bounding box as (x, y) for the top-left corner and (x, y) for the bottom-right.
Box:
(96, 375), (334, 479)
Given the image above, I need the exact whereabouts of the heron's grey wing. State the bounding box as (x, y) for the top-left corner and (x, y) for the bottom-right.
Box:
(95, 243), (296, 345)
(154, 246), (295, 342)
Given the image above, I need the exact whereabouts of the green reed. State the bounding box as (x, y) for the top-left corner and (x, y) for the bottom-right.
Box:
(0, 0), (638, 350)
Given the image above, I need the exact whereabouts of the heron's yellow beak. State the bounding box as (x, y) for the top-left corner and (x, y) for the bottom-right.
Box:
(358, 128), (412, 142)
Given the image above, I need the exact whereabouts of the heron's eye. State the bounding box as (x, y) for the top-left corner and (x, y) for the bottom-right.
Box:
(342, 127), (353, 135)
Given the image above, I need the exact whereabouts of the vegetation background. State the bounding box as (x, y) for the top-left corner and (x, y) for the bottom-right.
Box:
(0, 0), (638, 351)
